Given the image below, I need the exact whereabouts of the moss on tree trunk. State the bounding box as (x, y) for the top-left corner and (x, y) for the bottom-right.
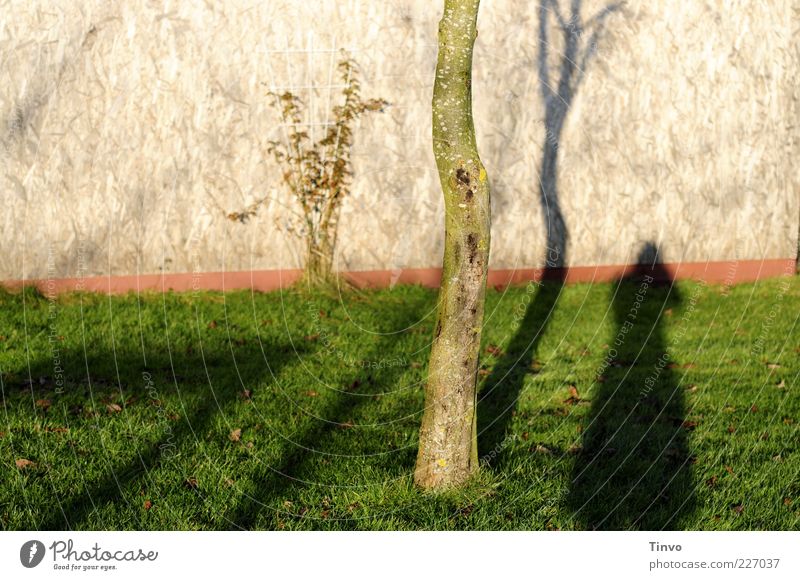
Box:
(414, 0), (490, 490)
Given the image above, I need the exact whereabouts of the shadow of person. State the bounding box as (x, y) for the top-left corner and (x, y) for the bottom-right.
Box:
(477, 0), (622, 465)
(566, 243), (695, 529)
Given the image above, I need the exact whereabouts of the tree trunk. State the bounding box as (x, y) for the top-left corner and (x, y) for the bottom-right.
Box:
(415, 0), (490, 490)
(304, 236), (334, 287)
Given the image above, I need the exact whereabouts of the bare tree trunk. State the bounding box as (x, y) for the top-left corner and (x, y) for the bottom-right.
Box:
(415, 0), (490, 490)
(304, 237), (334, 287)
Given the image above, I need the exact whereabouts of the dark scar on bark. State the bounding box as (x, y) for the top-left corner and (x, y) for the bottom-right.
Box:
(456, 167), (470, 186)
(466, 233), (478, 264)
(435, 320), (442, 338)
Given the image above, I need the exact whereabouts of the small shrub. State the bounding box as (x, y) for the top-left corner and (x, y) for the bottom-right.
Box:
(229, 56), (388, 287)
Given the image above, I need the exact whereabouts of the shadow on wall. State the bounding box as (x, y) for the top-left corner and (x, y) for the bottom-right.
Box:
(478, 0), (623, 464)
(537, 0), (623, 262)
(566, 242), (695, 530)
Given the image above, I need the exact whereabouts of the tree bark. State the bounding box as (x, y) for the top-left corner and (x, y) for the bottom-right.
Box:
(304, 237), (334, 287)
(415, 0), (490, 490)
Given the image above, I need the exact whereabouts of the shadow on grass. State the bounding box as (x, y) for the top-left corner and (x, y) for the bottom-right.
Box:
(11, 289), (430, 530)
(224, 294), (428, 529)
(478, 0), (626, 465)
(477, 276), (564, 465)
(566, 243), (695, 529)
(18, 335), (302, 530)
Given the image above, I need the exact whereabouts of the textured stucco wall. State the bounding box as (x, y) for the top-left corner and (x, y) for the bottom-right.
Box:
(1, 0), (798, 281)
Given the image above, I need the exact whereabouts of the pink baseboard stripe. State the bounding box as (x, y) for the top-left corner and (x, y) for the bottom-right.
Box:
(2, 259), (795, 295)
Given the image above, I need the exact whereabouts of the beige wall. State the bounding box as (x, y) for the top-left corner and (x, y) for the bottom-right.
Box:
(1, 0), (798, 281)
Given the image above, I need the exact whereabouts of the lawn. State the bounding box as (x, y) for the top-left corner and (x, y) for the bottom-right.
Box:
(1, 275), (798, 530)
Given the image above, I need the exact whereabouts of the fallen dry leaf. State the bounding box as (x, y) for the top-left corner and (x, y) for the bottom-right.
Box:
(106, 403), (122, 413)
(35, 399), (52, 410)
(563, 385), (584, 406)
(143, 500), (152, 511)
(304, 390), (318, 397)
(304, 334), (320, 342)
(731, 503), (744, 515)
(668, 362), (696, 370)
(705, 476), (718, 488)
(485, 344), (503, 357)
(239, 389), (252, 400)
(208, 320), (217, 329)
(681, 420), (698, 430)
(229, 428), (242, 442)
(15, 458), (35, 469)
(184, 477), (198, 489)
(724, 465), (735, 475)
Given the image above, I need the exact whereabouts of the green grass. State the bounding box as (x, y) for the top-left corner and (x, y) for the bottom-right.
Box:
(0, 275), (798, 530)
